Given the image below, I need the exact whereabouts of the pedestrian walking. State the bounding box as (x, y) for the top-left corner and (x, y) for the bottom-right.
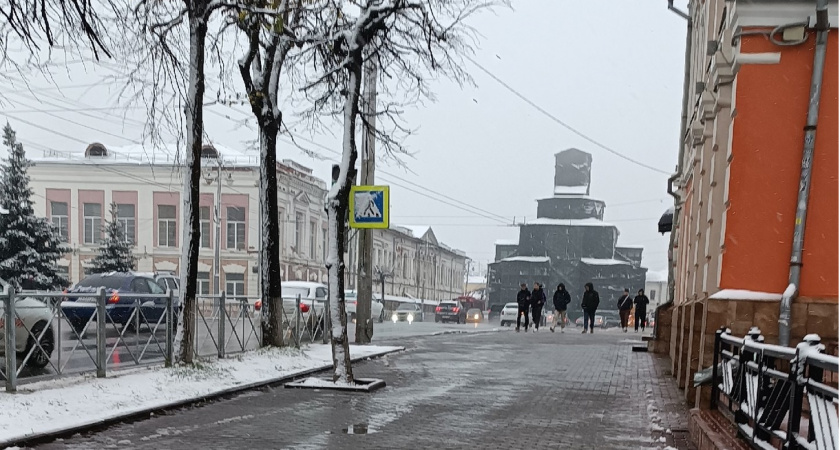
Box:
(580, 282), (600, 334)
(530, 282), (546, 332)
(550, 283), (571, 333)
(634, 289), (650, 332)
(617, 288), (633, 333)
(515, 283), (531, 332)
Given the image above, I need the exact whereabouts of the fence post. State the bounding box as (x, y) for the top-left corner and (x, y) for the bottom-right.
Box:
(802, 334), (824, 444)
(218, 291), (226, 359)
(295, 294), (301, 350)
(711, 326), (725, 410)
(4, 287), (17, 392)
(787, 344), (804, 449)
(323, 286), (330, 345)
(165, 289), (173, 368)
(96, 287), (107, 378)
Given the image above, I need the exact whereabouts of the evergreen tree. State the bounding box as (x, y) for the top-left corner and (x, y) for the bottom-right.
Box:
(90, 203), (136, 274)
(0, 123), (69, 290)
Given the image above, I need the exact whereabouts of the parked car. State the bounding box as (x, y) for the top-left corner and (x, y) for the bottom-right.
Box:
(575, 315), (605, 328)
(61, 272), (169, 333)
(465, 308), (484, 324)
(601, 311), (622, 329)
(0, 295), (55, 368)
(344, 290), (385, 323)
(435, 300), (467, 324)
(137, 271), (180, 308)
(267, 281), (328, 334)
(391, 303), (423, 323)
(499, 302), (519, 327)
(575, 316), (584, 327)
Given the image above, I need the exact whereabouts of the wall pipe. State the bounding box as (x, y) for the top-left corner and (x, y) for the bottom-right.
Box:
(666, 0), (692, 305)
(780, 0), (830, 347)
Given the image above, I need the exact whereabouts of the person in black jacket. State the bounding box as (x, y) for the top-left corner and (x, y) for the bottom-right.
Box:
(580, 282), (600, 334)
(551, 283), (571, 333)
(634, 289), (650, 332)
(530, 282), (546, 332)
(617, 288), (633, 333)
(515, 283), (531, 332)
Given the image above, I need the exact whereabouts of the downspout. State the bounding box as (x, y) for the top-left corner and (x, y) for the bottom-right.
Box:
(780, 0), (830, 347)
(667, 0), (692, 305)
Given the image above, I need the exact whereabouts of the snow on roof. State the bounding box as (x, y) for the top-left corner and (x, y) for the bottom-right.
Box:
(500, 256), (551, 263)
(617, 245), (645, 249)
(397, 225), (429, 240)
(525, 217), (616, 227)
(553, 185), (588, 195)
(709, 289), (782, 301)
(494, 239), (518, 246)
(31, 142), (261, 168)
(646, 270), (669, 282)
(537, 195), (599, 202)
(580, 258), (631, 266)
(467, 275), (487, 285)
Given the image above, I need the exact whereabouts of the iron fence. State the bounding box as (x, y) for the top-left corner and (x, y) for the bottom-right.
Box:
(711, 326), (839, 450)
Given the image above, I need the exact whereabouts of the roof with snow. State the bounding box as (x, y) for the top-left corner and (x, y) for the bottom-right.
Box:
(580, 258), (631, 266)
(524, 218), (616, 227)
(31, 142), (262, 168)
(646, 270), (669, 283)
(499, 256), (551, 263)
(553, 185), (589, 195)
(494, 239), (519, 246)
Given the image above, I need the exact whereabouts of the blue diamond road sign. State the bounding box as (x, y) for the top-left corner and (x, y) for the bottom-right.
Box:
(349, 185), (389, 229)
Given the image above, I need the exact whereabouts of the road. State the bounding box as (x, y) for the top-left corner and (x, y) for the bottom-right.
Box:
(30, 327), (693, 450)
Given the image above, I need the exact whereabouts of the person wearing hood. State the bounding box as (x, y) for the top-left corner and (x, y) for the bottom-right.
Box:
(617, 288), (633, 333)
(515, 283), (531, 332)
(551, 283), (571, 333)
(580, 282), (600, 334)
(634, 289), (650, 332)
(530, 282), (547, 332)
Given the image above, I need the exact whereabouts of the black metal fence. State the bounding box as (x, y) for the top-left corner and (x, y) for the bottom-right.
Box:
(711, 326), (839, 450)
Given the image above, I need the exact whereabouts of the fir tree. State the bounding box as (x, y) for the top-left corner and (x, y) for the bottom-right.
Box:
(90, 203), (137, 274)
(0, 123), (69, 290)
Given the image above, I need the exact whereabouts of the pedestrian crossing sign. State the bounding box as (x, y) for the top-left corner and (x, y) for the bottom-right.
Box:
(349, 185), (390, 229)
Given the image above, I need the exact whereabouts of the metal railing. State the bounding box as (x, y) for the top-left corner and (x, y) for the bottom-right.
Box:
(194, 294), (262, 358)
(1, 281), (174, 392)
(711, 326), (839, 450)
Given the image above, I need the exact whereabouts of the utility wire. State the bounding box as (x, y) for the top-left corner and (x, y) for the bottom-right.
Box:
(464, 55), (672, 176)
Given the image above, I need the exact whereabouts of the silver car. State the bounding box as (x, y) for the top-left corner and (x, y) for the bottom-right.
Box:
(0, 295), (55, 369)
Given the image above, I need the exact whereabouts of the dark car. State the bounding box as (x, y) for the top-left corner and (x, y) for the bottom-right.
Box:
(61, 272), (170, 332)
(435, 300), (467, 324)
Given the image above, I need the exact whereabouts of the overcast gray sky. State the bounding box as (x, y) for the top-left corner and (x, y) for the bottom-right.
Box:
(0, 1), (685, 276)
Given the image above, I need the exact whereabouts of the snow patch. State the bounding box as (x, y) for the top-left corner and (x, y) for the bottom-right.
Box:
(709, 289), (783, 301)
(499, 256), (550, 263)
(553, 185), (588, 195)
(525, 217), (615, 227)
(493, 239), (518, 246)
(580, 258), (631, 266)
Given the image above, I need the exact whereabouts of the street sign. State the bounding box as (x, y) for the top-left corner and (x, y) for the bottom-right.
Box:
(349, 185), (389, 229)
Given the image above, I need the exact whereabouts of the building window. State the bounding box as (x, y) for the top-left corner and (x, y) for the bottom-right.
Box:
(197, 271), (211, 296)
(116, 204), (136, 245)
(83, 203), (102, 245)
(295, 212), (304, 253)
(50, 201), (69, 241)
(309, 221), (317, 258)
(650, 290), (656, 301)
(403, 254), (409, 278)
(226, 206), (246, 250)
(200, 206), (211, 248)
(225, 273), (245, 298)
(158, 205), (177, 247)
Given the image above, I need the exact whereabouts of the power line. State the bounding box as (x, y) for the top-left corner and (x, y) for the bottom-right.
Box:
(463, 55), (672, 176)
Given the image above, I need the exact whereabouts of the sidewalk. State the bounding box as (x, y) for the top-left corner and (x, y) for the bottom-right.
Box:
(0, 344), (403, 448)
(39, 328), (695, 449)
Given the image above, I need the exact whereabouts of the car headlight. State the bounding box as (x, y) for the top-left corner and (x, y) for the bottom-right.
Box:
(407, 313), (414, 321)
(392, 313), (398, 322)
(474, 313), (479, 319)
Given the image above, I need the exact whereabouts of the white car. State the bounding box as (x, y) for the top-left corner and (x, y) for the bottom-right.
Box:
(499, 302), (519, 327)
(274, 281), (328, 332)
(0, 295), (55, 369)
(344, 290), (385, 323)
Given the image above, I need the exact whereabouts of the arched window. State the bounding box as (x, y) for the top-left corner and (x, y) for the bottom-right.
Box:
(85, 143), (108, 157)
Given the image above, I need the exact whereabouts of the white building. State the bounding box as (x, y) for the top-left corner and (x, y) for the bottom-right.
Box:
(345, 225), (467, 302)
(645, 269), (668, 310)
(28, 142), (329, 298)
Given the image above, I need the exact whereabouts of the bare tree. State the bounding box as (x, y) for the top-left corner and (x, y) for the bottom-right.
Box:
(298, 0), (501, 383)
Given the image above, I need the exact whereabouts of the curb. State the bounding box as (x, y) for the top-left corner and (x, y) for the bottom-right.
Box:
(0, 347), (404, 449)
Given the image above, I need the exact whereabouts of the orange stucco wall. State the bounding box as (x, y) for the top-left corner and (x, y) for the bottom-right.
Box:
(722, 31), (839, 297)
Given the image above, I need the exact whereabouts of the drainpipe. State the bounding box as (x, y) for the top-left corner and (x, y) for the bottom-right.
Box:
(667, 0), (692, 305)
(780, 0), (830, 347)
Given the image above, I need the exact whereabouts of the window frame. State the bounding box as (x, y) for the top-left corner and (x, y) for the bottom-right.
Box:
(116, 203), (136, 245)
(50, 201), (69, 241)
(226, 206), (246, 250)
(157, 204), (177, 247)
(83, 202), (102, 245)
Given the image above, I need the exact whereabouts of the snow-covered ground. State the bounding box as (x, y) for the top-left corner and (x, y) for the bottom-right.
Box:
(0, 344), (402, 446)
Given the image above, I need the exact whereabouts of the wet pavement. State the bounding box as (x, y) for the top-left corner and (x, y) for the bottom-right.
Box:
(30, 328), (694, 450)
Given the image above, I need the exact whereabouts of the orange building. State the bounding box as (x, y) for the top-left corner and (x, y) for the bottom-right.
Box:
(655, 0), (838, 407)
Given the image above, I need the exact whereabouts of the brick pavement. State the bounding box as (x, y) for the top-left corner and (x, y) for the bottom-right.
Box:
(32, 329), (695, 450)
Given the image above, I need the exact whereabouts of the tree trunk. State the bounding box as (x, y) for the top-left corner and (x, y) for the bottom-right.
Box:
(327, 58), (363, 384)
(175, 8), (208, 365)
(259, 116), (284, 347)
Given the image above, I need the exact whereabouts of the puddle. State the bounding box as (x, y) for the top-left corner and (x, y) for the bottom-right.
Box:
(342, 423), (370, 435)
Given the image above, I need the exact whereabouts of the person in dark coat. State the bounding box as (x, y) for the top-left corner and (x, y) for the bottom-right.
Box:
(530, 282), (546, 332)
(634, 289), (650, 332)
(617, 288), (633, 333)
(580, 282), (600, 334)
(551, 283), (571, 333)
(515, 283), (531, 332)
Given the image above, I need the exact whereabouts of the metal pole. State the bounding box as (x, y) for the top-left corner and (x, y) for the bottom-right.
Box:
(782, 0), (830, 347)
(218, 291), (226, 358)
(214, 163), (222, 298)
(96, 287), (107, 378)
(711, 327), (723, 410)
(4, 286), (17, 392)
(295, 294), (301, 349)
(165, 289), (173, 367)
(355, 55), (377, 344)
